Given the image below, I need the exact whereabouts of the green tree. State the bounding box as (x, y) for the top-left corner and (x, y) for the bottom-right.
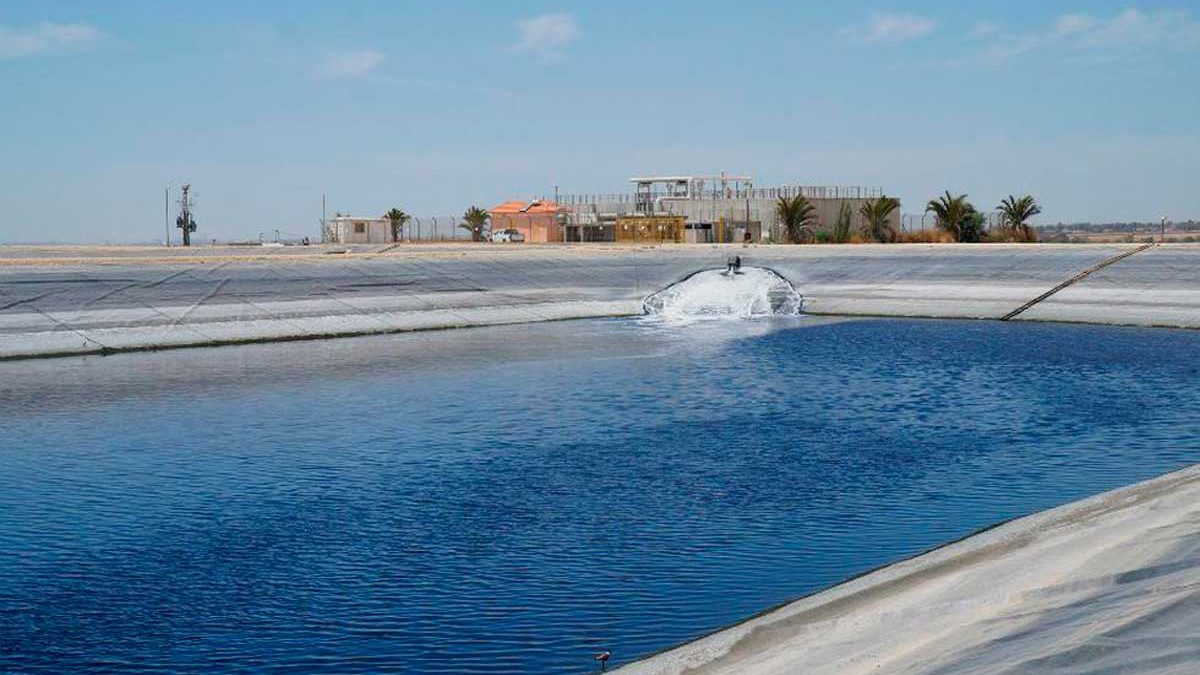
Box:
(960, 205), (985, 243)
(832, 201), (853, 243)
(996, 195), (1042, 242)
(384, 208), (410, 242)
(460, 206), (490, 242)
(925, 191), (980, 242)
(859, 196), (901, 243)
(775, 195), (818, 244)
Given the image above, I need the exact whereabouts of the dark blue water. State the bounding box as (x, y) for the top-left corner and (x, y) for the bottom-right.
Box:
(2, 318), (1199, 674)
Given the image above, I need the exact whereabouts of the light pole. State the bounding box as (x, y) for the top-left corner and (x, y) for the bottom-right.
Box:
(164, 186), (171, 247)
(1161, 215), (1167, 244)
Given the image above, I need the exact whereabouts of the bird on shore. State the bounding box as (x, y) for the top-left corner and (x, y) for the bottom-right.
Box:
(594, 650), (611, 671)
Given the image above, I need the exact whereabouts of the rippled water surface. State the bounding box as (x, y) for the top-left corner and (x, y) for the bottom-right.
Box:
(3, 318), (1200, 674)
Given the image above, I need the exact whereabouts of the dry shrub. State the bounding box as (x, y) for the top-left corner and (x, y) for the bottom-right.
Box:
(897, 229), (955, 243)
(984, 228), (1040, 243)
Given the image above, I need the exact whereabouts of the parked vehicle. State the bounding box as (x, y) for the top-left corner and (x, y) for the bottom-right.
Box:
(491, 228), (525, 243)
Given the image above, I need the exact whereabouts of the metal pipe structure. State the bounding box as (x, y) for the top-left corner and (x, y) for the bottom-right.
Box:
(164, 187), (171, 247)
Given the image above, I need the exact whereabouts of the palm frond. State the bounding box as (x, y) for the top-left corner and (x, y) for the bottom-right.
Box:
(995, 195), (1041, 242)
(459, 205), (491, 242)
(925, 191), (973, 241)
(775, 196), (818, 244)
(859, 196), (900, 243)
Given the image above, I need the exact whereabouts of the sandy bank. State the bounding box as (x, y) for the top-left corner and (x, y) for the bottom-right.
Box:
(615, 464), (1200, 674)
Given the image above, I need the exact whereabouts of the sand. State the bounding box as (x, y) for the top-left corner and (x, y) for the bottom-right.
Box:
(616, 464), (1200, 674)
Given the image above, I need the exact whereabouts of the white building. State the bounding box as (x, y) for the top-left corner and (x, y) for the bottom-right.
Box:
(326, 216), (394, 244)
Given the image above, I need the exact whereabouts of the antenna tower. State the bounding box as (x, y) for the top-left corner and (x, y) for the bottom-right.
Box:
(176, 184), (198, 246)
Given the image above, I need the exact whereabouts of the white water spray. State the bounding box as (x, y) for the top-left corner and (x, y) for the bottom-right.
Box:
(643, 267), (804, 321)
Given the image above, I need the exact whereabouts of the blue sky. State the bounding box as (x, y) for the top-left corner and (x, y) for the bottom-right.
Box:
(2, 1), (1199, 242)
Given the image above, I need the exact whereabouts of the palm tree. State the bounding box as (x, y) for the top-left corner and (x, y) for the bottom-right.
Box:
(996, 195), (1042, 242)
(775, 195), (818, 244)
(859, 196), (901, 243)
(384, 208), (410, 242)
(925, 191), (973, 242)
(460, 206), (490, 242)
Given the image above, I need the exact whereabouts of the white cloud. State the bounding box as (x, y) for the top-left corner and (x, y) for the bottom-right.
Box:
(0, 22), (100, 59)
(971, 21), (1003, 37)
(981, 34), (1042, 62)
(986, 8), (1200, 63)
(1072, 8), (1200, 48)
(842, 14), (936, 44)
(1054, 14), (1100, 37)
(513, 13), (579, 54)
(312, 50), (385, 80)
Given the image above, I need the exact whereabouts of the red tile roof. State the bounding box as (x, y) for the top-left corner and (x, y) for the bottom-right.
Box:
(490, 200), (563, 214)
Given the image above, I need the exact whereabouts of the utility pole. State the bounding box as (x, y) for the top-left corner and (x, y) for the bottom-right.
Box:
(322, 193), (327, 243)
(176, 184), (197, 246)
(1161, 215), (1167, 244)
(164, 186), (171, 247)
(745, 188), (751, 243)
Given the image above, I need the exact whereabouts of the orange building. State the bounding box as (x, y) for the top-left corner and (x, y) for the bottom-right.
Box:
(489, 200), (566, 243)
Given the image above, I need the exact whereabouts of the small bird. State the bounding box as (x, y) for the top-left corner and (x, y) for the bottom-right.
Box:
(594, 650), (612, 671)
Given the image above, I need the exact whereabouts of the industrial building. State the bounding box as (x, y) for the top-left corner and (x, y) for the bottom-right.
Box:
(325, 172), (895, 245)
(556, 173), (894, 243)
(489, 200), (568, 243)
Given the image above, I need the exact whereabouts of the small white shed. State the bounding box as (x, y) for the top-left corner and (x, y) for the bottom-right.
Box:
(328, 216), (394, 244)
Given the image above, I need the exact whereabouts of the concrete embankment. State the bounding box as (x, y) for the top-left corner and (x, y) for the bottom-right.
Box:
(1, 243), (1198, 360)
(615, 464), (1200, 675)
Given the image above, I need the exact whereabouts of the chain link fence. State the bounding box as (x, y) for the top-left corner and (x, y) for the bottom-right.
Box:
(360, 210), (1012, 243)
(900, 212), (1008, 234)
(397, 216), (470, 242)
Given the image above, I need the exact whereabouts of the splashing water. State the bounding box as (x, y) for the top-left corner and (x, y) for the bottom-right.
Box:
(643, 267), (804, 321)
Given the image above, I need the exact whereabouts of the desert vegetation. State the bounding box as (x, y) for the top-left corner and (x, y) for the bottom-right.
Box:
(925, 192), (985, 243)
(859, 196), (901, 243)
(994, 195), (1041, 243)
(460, 206), (490, 242)
(775, 195), (818, 244)
(384, 208), (410, 241)
(778, 191), (1044, 245)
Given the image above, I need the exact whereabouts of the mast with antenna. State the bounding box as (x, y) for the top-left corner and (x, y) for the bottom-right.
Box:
(176, 184), (198, 246)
